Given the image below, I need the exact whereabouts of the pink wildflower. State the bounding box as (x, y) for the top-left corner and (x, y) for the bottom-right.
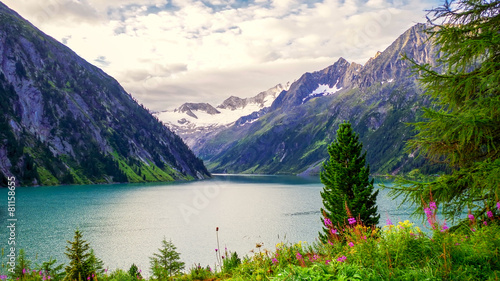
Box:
(386, 218), (393, 225)
(487, 211), (493, 218)
(325, 260), (331, 265)
(483, 221), (487, 226)
(337, 256), (347, 262)
(468, 214), (474, 221)
(272, 258), (278, 265)
(429, 201), (437, 210)
(497, 201), (500, 211)
(324, 218), (332, 226)
(330, 229), (338, 235)
(424, 208), (433, 217)
(441, 222), (449, 232)
(296, 252), (302, 260)
(348, 217), (356, 225)
(348, 242), (354, 247)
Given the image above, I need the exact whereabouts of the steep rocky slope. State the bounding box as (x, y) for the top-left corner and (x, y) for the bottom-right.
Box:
(0, 2), (210, 186)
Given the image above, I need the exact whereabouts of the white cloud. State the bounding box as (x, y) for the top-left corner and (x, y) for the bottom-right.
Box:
(3, 0), (440, 111)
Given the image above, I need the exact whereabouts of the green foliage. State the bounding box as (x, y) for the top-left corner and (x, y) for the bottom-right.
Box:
(40, 258), (65, 281)
(9, 249), (31, 279)
(320, 122), (379, 242)
(128, 264), (142, 280)
(184, 264), (212, 280)
(222, 252), (241, 274)
(391, 0), (500, 224)
(64, 230), (102, 281)
(149, 238), (185, 279)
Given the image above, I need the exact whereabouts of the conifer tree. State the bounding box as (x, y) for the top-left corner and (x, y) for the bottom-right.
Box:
(319, 122), (379, 242)
(64, 230), (98, 281)
(392, 0), (500, 223)
(150, 238), (185, 279)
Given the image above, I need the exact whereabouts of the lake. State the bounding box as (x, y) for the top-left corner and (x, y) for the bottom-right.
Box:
(0, 175), (416, 276)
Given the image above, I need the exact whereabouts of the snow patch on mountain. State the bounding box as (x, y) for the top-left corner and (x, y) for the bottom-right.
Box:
(153, 83), (290, 149)
(156, 102), (266, 128)
(302, 82), (342, 103)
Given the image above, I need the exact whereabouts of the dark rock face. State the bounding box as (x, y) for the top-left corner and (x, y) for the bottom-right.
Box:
(198, 24), (441, 176)
(176, 103), (221, 119)
(0, 2), (210, 186)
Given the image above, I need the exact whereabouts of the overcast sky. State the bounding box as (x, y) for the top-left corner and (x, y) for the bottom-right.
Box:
(4, 0), (439, 111)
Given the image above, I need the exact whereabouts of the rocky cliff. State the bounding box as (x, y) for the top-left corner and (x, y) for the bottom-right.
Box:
(0, 2), (210, 186)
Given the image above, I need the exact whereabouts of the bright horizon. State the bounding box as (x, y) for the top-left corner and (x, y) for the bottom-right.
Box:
(3, 0), (439, 111)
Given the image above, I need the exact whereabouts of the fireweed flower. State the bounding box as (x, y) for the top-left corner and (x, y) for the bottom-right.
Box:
(348, 217), (356, 225)
(337, 256), (347, 262)
(487, 211), (493, 218)
(429, 201), (437, 210)
(296, 252), (302, 260)
(349, 242), (354, 247)
(483, 221), (488, 226)
(272, 258), (278, 265)
(386, 218), (393, 225)
(468, 214), (474, 221)
(424, 208), (433, 217)
(22, 269), (26, 275)
(324, 218), (332, 226)
(497, 201), (500, 211)
(330, 229), (338, 235)
(325, 260), (331, 265)
(441, 221), (449, 232)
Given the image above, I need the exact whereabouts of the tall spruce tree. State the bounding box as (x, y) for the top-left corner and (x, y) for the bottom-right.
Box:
(392, 0), (500, 223)
(64, 230), (91, 281)
(319, 122), (379, 242)
(150, 238), (185, 279)
(64, 230), (102, 281)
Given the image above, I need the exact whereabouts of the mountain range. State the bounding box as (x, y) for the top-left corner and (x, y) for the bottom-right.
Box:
(0, 2), (210, 186)
(155, 83), (289, 149)
(167, 23), (442, 176)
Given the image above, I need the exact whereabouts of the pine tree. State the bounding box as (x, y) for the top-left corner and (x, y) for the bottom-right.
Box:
(319, 122), (379, 242)
(150, 238), (185, 279)
(392, 0), (500, 223)
(64, 230), (93, 281)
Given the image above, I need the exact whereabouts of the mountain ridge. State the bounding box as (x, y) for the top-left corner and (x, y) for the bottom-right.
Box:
(155, 83), (290, 150)
(0, 2), (210, 186)
(195, 23), (441, 175)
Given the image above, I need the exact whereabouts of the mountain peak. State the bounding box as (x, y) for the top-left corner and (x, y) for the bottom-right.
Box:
(0, 3), (210, 185)
(176, 103), (220, 119)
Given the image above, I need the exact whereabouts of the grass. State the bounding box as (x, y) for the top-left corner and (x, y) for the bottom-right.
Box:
(2, 202), (500, 281)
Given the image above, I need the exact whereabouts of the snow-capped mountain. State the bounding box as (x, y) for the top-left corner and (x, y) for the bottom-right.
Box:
(154, 83), (290, 150)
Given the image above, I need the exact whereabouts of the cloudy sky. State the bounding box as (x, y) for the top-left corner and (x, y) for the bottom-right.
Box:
(4, 0), (439, 111)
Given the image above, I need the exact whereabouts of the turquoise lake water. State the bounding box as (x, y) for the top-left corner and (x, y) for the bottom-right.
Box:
(0, 175), (416, 275)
